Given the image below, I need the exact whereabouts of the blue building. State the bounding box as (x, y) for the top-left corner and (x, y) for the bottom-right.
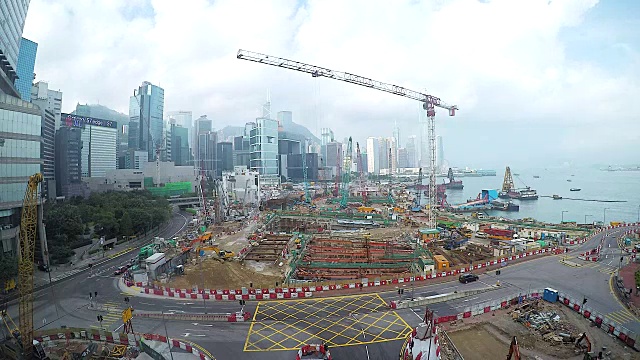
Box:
(129, 81), (165, 161)
(0, 0), (31, 97)
(15, 38), (38, 101)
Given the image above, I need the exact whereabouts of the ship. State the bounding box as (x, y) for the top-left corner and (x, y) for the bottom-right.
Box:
(533, 175), (540, 178)
(443, 168), (463, 189)
(570, 188), (581, 192)
(516, 187), (539, 200)
(491, 200), (520, 211)
(552, 194), (562, 200)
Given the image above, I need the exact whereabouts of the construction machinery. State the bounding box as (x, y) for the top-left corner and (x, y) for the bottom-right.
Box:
(506, 336), (521, 360)
(237, 49), (457, 229)
(0, 173), (48, 359)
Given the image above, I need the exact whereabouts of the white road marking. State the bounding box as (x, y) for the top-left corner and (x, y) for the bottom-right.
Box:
(410, 308), (423, 320)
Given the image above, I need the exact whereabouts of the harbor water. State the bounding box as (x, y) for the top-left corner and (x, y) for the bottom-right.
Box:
(439, 166), (640, 224)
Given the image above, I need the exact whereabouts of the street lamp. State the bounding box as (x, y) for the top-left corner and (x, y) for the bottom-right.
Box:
(561, 210), (568, 224)
(584, 215), (592, 226)
(603, 208), (609, 226)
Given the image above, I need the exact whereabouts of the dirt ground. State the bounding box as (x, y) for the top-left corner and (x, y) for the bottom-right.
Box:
(165, 257), (284, 290)
(444, 301), (637, 360)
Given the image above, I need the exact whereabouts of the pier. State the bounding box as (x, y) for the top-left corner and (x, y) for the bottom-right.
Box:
(540, 195), (627, 203)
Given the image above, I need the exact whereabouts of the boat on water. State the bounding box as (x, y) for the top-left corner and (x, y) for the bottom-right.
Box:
(444, 168), (464, 189)
(533, 175), (540, 178)
(491, 200), (520, 211)
(570, 188), (581, 192)
(567, 179), (572, 182)
(515, 187), (539, 200)
(552, 194), (562, 200)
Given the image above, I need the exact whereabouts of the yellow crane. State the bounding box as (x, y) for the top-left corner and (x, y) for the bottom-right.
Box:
(18, 173), (43, 359)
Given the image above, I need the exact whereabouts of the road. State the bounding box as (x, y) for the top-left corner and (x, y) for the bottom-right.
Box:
(7, 221), (637, 360)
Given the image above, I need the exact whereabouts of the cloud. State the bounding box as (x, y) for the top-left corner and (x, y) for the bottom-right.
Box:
(23, 0), (639, 167)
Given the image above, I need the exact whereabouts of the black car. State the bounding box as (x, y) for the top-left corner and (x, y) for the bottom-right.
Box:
(459, 273), (479, 284)
(37, 263), (50, 272)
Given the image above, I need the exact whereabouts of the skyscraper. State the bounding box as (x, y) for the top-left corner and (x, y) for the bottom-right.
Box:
(170, 123), (190, 166)
(0, 93), (42, 255)
(129, 81), (165, 161)
(250, 116), (279, 184)
(55, 126), (83, 198)
(61, 113), (118, 177)
(15, 37), (37, 101)
(0, 0), (30, 97)
(31, 81), (62, 129)
(406, 135), (417, 168)
(366, 137), (380, 174)
(166, 110), (193, 155)
(393, 120), (400, 148)
(194, 115), (213, 166)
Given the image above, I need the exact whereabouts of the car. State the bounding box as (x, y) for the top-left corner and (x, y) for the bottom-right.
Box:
(459, 273), (479, 284)
(37, 263), (50, 272)
(114, 266), (128, 276)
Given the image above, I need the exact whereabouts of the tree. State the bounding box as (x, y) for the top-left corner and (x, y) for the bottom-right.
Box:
(0, 256), (17, 286)
(120, 211), (133, 237)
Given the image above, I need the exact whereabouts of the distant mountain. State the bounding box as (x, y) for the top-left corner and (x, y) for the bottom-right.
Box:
(73, 103), (129, 125)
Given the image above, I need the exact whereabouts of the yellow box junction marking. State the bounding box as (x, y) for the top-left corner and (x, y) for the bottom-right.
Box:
(244, 293), (412, 352)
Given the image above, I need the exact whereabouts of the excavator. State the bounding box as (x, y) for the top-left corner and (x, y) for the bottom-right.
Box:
(575, 333), (602, 359)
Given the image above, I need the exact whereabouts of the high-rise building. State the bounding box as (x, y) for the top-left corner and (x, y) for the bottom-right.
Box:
(170, 123), (190, 166)
(249, 117), (279, 182)
(31, 82), (63, 200)
(398, 148), (408, 169)
(129, 81), (164, 161)
(75, 103), (128, 159)
(55, 126), (83, 198)
(0, 93), (42, 255)
(233, 124), (252, 169)
(0, 1), (30, 97)
(406, 135), (417, 168)
(194, 115), (213, 165)
(15, 37), (37, 101)
(197, 132), (218, 177)
(366, 137), (380, 174)
(393, 121), (400, 149)
(217, 142), (233, 173)
(166, 110), (193, 154)
(31, 81), (62, 129)
(61, 113), (118, 177)
(325, 141), (343, 179)
(123, 149), (148, 170)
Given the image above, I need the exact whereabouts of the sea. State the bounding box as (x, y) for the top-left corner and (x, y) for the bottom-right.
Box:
(434, 166), (640, 224)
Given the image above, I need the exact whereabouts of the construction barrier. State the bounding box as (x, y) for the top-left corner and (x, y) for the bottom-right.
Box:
(128, 247), (558, 301)
(390, 286), (500, 309)
(134, 311), (250, 322)
(35, 329), (212, 360)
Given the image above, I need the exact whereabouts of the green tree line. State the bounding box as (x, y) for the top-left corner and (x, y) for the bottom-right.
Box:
(43, 190), (171, 264)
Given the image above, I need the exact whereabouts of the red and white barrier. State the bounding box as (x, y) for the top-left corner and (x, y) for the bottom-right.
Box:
(130, 248), (557, 301)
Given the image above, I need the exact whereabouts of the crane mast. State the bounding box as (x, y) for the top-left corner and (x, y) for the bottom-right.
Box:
(340, 137), (353, 208)
(237, 49), (458, 229)
(18, 173), (43, 359)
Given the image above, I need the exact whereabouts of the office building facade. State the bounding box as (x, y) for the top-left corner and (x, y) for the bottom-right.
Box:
(129, 81), (164, 161)
(55, 126), (83, 197)
(0, 93), (42, 255)
(166, 110), (193, 154)
(61, 113), (117, 177)
(0, 0), (30, 97)
(15, 37), (37, 101)
(31, 81), (62, 129)
(217, 142), (233, 173)
(406, 135), (417, 168)
(250, 117), (279, 182)
(170, 123), (189, 166)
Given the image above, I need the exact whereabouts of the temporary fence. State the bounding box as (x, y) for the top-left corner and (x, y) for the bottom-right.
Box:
(34, 329), (212, 360)
(127, 247), (557, 301)
(135, 311), (250, 322)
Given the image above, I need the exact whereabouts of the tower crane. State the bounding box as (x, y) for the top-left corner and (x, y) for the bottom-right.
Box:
(237, 49), (458, 229)
(17, 173), (47, 359)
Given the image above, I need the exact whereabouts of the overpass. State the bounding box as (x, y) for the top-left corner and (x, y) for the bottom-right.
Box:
(168, 197), (200, 207)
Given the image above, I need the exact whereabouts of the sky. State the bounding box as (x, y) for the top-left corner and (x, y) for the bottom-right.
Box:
(23, 0), (640, 170)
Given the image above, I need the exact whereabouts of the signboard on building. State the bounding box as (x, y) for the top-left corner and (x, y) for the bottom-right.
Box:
(61, 113), (118, 129)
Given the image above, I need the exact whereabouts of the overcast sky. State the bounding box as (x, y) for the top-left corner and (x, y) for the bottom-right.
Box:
(23, 0), (639, 170)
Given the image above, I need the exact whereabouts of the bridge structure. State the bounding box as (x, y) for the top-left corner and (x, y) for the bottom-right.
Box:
(167, 197), (200, 208)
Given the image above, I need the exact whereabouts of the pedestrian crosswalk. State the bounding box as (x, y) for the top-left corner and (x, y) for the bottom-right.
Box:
(91, 301), (124, 330)
(606, 309), (637, 324)
(582, 262), (617, 275)
(50, 268), (84, 282)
